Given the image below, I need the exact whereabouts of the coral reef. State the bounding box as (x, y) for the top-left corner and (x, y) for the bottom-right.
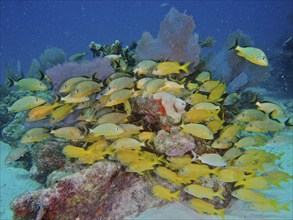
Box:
(39, 47), (66, 71)
(154, 127), (195, 157)
(29, 140), (66, 183)
(4, 8), (292, 220)
(11, 161), (168, 220)
(46, 57), (114, 92)
(134, 8), (201, 67)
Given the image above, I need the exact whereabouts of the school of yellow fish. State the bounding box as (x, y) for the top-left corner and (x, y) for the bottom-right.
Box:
(8, 59), (292, 219)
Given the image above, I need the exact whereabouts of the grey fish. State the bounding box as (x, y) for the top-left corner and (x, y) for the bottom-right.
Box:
(5, 146), (28, 163)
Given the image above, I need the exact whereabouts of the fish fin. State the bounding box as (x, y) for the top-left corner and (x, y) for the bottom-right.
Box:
(228, 38), (239, 50)
(234, 179), (244, 187)
(180, 62), (191, 74)
(6, 77), (14, 87)
(92, 72), (100, 82)
(217, 186), (225, 200)
(173, 189), (181, 202)
(268, 111), (281, 123)
(284, 117), (293, 126)
(38, 70), (45, 81)
(279, 202), (290, 211)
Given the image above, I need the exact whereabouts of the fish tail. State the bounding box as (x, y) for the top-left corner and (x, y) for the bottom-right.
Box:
(180, 62), (191, 73)
(228, 38), (239, 50)
(173, 189), (181, 202)
(216, 209), (226, 220)
(217, 186), (225, 200)
(234, 179), (244, 187)
(6, 77), (14, 87)
(39, 70), (45, 81)
(279, 202), (290, 211)
(284, 117), (293, 126)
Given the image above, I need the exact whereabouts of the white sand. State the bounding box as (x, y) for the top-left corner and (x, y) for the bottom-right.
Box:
(0, 141), (41, 220)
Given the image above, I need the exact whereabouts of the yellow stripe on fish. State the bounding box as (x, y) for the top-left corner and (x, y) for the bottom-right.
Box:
(8, 96), (46, 112)
(229, 39), (268, 66)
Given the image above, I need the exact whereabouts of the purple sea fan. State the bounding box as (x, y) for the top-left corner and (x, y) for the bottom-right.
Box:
(134, 8), (201, 67)
(46, 57), (114, 92)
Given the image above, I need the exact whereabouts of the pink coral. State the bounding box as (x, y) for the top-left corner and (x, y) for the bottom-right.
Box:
(134, 8), (201, 67)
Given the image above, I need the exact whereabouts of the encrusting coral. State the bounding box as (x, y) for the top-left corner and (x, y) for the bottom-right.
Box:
(4, 7), (292, 220)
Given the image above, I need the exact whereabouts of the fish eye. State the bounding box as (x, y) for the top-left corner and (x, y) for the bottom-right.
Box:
(26, 135), (29, 138)
(262, 57), (265, 60)
(249, 124), (253, 127)
(26, 116), (30, 119)
(51, 117), (55, 121)
(242, 113), (245, 117)
(115, 127), (119, 130)
(75, 89), (79, 93)
(64, 85), (67, 88)
(35, 98), (39, 101)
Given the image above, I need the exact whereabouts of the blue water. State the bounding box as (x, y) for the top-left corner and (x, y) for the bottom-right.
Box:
(0, 0), (292, 82)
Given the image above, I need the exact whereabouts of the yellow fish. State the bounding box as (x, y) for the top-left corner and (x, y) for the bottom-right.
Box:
(195, 71), (211, 83)
(234, 136), (267, 148)
(126, 159), (157, 175)
(21, 128), (51, 143)
(105, 89), (134, 107)
(218, 124), (242, 143)
(231, 188), (268, 203)
(104, 77), (136, 95)
(245, 119), (282, 132)
(154, 166), (187, 185)
(152, 185), (180, 202)
(61, 94), (90, 103)
(187, 198), (225, 219)
(206, 120), (225, 134)
(184, 93), (208, 105)
(59, 76), (90, 93)
(7, 77), (47, 91)
(166, 154), (192, 170)
(262, 170), (293, 188)
(151, 61), (190, 76)
(234, 176), (271, 190)
(215, 168), (247, 183)
(50, 103), (76, 124)
(96, 112), (128, 124)
(229, 39), (268, 66)
(110, 137), (144, 149)
(199, 80), (220, 93)
(143, 78), (166, 94)
(89, 123), (125, 137)
(208, 83), (226, 102)
(133, 60), (157, 75)
(70, 80), (102, 98)
(236, 109), (267, 122)
(249, 200), (289, 213)
(184, 184), (225, 200)
(211, 139), (233, 149)
(137, 131), (156, 143)
(69, 51), (87, 62)
(8, 96), (46, 112)
(136, 77), (153, 90)
(256, 101), (286, 119)
(222, 147), (243, 162)
(26, 102), (61, 122)
(114, 148), (140, 164)
(179, 163), (217, 178)
(180, 123), (214, 140)
(182, 109), (220, 123)
(51, 126), (85, 140)
(77, 107), (97, 122)
(190, 102), (220, 111)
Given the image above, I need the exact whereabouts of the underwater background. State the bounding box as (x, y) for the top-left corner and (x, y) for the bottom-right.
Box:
(0, 1), (293, 220)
